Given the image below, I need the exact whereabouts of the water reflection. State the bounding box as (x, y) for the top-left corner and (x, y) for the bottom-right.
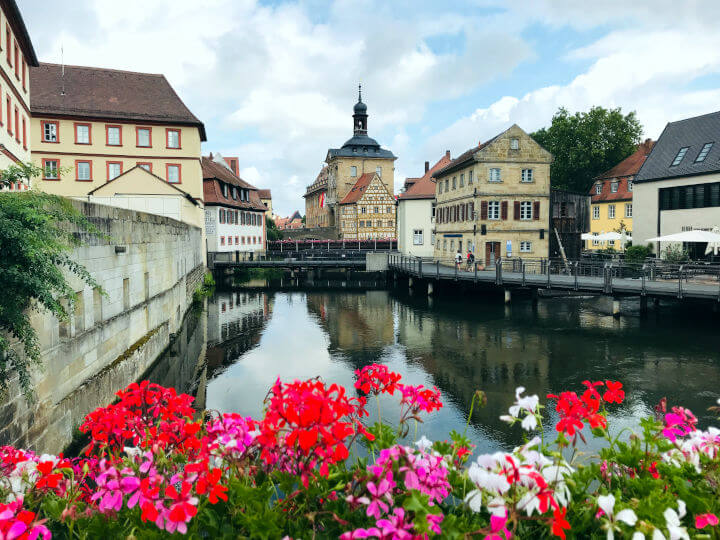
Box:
(195, 288), (720, 453)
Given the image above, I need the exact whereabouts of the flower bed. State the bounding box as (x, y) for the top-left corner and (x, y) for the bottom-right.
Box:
(1, 366), (719, 538)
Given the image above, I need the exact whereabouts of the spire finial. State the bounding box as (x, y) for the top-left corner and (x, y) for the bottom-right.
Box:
(358, 83), (362, 103)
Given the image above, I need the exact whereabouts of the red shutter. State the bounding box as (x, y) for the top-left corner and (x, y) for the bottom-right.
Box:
(513, 201), (520, 220)
(501, 201), (508, 220)
(533, 201), (540, 220)
(481, 201), (488, 220)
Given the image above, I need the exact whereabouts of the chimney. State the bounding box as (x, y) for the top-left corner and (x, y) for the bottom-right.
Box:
(209, 152), (213, 159)
(424, 161), (429, 173)
(445, 150), (451, 159)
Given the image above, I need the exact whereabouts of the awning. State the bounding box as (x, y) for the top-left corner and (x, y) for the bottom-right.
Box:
(646, 230), (720, 243)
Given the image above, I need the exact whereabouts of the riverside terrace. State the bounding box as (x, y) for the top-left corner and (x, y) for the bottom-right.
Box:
(389, 254), (720, 315)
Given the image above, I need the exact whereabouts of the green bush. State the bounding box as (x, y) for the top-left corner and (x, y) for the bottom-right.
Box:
(624, 244), (653, 264)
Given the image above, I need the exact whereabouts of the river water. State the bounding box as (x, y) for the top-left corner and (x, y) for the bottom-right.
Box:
(152, 283), (720, 453)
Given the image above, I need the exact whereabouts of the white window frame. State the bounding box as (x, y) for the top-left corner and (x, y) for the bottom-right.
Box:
(611, 182), (619, 193)
(77, 162), (91, 181)
(521, 169), (533, 183)
(593, 206), (600, 219)
(44, 160), (58, 179)
(107, 162), (121, 180)
(137, 128), (151, 147)
(43, 122), (57, 142)
(350, 166), (357, 177)
(488, 201), (500, 220)
(520, 241), (531, 253)
(413, 229), (423, 245)
(489, 168), (502, 182)
(628, 180), (633, 192)
(76, 124), (90, 144)
(375, 166), (382, 177)
(592, 234), (600, 246)
(625, 203), (633, 218)
(520, 201), (533, 220)
(608, 204), (616, 219)
(107, 126), (121, 146)
(167, 129), (180, 149)
(595, 184), (602, 195)
(510, 138), (519, 150)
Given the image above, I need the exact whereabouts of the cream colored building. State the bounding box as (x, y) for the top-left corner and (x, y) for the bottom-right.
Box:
(338, 172), (395, 240)
(0, 0), (38, 188)
(309, 87), (396, 228)
(29, 63), (206, 227)
(433, 125), (552, 266)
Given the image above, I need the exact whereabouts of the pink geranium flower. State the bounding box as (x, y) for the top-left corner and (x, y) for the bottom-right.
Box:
(696, 513), (719, 529)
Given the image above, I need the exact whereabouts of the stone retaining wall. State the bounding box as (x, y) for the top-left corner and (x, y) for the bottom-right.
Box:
(0, 200), (204, 452)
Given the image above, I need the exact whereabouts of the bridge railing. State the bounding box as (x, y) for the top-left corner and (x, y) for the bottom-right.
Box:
(268, 239), (397, 252)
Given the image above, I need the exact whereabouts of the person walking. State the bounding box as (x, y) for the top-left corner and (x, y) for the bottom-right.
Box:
(455, 250), (462, 270)
(466, 249), (475, 271)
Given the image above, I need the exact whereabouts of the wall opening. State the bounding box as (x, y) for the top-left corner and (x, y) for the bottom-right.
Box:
(123, 278), (130, 311)
(93, 287), (102, 325)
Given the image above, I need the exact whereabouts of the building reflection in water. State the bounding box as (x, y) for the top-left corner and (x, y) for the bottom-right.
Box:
(199, 286), (720, 453)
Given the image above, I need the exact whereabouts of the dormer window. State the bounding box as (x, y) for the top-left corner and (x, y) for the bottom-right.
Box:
(696, 142), (713, 162)
(595, 184), (602, 195)
(510, 138), (519, 150)
(671, 147), (689, 166)
(628, 180), (633, 192)
(611, 182), (618, 193)
(232, 187), (237, 200)
(221, 183), (228, 198)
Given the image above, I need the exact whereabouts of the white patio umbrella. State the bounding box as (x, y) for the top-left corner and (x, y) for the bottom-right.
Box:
(581, 233), (595, 240)
(646, 230), (720, 243)
(705, 227), (720, 256)
(595, 232), (623, 241)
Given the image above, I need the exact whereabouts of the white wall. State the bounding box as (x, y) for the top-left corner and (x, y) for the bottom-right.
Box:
(634, 172), (720, 252)
(82, 194), (186, 223)
(397, 198), (435, 258)
(205, 206), (265, 255)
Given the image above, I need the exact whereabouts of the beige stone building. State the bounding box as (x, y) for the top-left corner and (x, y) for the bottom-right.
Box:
(303, 165), (330, 228)
(432, 125), (552, 266)
(338, 172), (395, 240)
(305, 87), (396, 229)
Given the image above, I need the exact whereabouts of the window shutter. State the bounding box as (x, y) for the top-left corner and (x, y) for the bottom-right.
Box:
(480, 201), (488, 220)
(470, 202), (474, 219)
(513, 201), (520, 220)
(533, 201), (540, 220)
(501, 201), (508, 220)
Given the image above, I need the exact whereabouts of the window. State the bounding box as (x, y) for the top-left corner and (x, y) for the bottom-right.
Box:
(221, 183), (228, 198)
(592, 234), (600, 246)
(468, 170), (473, 184)
(444, 179), (449, 191)
(76, 161), (92, 181)
(459, 173), (464, 187)
(443, 239), (447, 251)
(361, 207), (366, 214)
(452, 177), (456, 189)
(106, 125), (121, 146)
(232, 187), (237, 200)
(660, 182), (720, 210)
(520, 241), (531, 253)
(21, 116), (25, 148)
(438, 182), (442, 194)
(137, 162), (152, 172)
(21, 60), (25, 90)
(625, 203), (632, 217)
(13, 107), (17, 142)
(628, 180), (633, 192)
(671, 147), (689, 166)
(4, 25), (9, 66)
(610, 182), (618, 193)
(107, 162), (122, 180)
(74, 123), (91, 144)
(510, 138), (519, 150)
(42, 121), (58, 142)
(520, 169), (533, 183)
(374, 206), (379, 213)
(42, 159), (59, 180)
(136, 127), (151, 147)
(358, 220), (364, 227)
(166, 129), (181, 149)
(608, 204), (616, 219)
(350, 166), (357, 177)
(696, 142), (713, 162)
(219, 209), (225, 224)
(413, 229), (423, 245)
(220, 236), (225, 246)
(609, 240), (615, 247)
(166, 164), (181, 184)
(5, 97), (9, 135)
(489, 168), (501, 182)
(13, 42), (17, 79)
(375, 166), (382, 177)
(595, 184), (602, 195)
(488, 201), (500, 220)
(593, 206), (600, 219)
(520, 201), (533, 220)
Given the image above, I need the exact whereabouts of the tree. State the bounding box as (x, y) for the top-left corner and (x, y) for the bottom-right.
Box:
(266, 216), (283, 241)
(531, 106), (643, 193)
(0, 163), (101, 399)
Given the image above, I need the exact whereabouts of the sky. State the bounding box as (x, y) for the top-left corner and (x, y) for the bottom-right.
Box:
(20, 0), (720, 216)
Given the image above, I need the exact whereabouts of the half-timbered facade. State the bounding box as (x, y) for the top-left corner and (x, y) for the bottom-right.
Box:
(338, 172), (395, 240)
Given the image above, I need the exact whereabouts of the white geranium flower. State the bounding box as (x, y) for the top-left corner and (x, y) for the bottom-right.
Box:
(464, 489), (482, 512)
(468, 464), (510, 494)
(414, 435), (432, 452)
(663, 504), (689, 540)
(521, 413), (538, 431)
(598, 494), (638, 540)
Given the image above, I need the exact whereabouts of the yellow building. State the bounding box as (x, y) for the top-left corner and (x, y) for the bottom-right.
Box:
(29, 63), (206, 226)
(0, 0), (38, 188)
(587, 139), (653, 250)
(338, 172), (395, 240)
(433, 125), (552, 266)
(308, 86), (396, 229)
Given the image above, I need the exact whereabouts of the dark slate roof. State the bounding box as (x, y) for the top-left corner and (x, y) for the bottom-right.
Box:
(30, 63), (207, 140)
(328, 134), (396, 159)
(635, 111), (720, 183)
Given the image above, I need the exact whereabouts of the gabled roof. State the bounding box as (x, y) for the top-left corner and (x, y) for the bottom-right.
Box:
(432, 132), (505, 178)
(339, 173), (375, 204)
(257, 189), (271, 199)
(86, 165), (198, 205)
(635, 111), (720, 183)
(201, 156), (266, 211)
(201, 156), (256, 190)
(304, 165), (329, 197)
(398, 152), (452, 201)
(590, 177), (633, 203)
(30, 63), (206, 140)
(2, 0), (38, 66)
(596, 139), (654, 181)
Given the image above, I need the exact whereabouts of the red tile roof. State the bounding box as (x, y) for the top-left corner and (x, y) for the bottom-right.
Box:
(201, 156), (266, 210)
(590, 140), (654, 203)
(339, 173), (374, 204)
(596, 139), (655, 180)
(30, 63), (206, 140)
(257, 189), (271, 199)
(398, 152), (452, 200)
